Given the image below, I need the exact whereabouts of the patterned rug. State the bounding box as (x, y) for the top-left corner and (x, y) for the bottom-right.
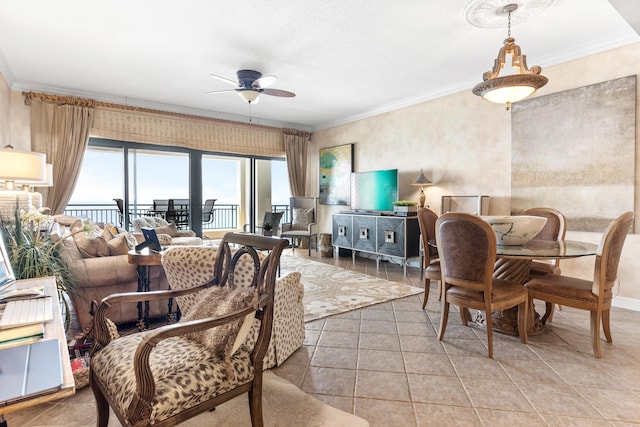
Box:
(280, 256), (423, 322)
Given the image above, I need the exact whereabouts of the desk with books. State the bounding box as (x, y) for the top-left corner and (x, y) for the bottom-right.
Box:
(0, 276), (75, 421)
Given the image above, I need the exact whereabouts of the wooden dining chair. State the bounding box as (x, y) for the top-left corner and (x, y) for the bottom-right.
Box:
(525, 211), (633, 358)
(436, 212), (528, 358)
(523, 207), (566, 276)
(416, 207), (441, 308)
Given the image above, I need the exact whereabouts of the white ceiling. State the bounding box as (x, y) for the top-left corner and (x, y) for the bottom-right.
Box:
(0, 0), (638, 131)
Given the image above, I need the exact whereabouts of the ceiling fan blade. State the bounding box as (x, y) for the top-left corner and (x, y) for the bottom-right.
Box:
(253, 75), (278, 89)
(262, 88), (296, 97)
(206, 89), (237, 95)
(209, 74), (239, 87)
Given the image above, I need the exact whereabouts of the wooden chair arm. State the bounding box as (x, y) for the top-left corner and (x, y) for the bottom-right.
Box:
(92, 284), (212, 349)
(128, 301), (264, 409)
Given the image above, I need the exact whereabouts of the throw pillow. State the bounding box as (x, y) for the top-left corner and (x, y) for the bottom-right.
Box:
(154, 222), (179, 238)
(292, 208), (313, 230)
(104, 223), (120, 239)
(74, 233), (110, 258)
(107, 234), (131, 256)
(182, 286), (259, 380)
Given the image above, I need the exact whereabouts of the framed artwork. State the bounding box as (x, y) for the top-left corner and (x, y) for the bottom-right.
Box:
(0, 230), (16, 291)
(319, 143), (353, 205)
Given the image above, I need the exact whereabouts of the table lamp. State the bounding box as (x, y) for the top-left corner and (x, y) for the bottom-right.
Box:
(411, 169), (432, 208)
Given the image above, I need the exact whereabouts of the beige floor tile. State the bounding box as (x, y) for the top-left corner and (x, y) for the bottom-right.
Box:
(399, 334), (446, 354)
(310, 346), (358, 369)
(272, 362), (308, 388)
(499, 358), (565, 384)
(360, 319), (398, 335)
(516, 381), (601, 418)
(358, 348), (405, 372)
(354, 397), (416, 427)
(355, 370), (410, 401)
(317, 330), (360, 348)
(312, 393), (354, 414)
(475, 408), (548, 426)
(361, 307), (396, 321)
(301, 366), (356, 396)
(303, 328), (321, 345)
(413, 403), (482, 426)
(576, 387), (640, 422)
(449, 354), (510, 379)
(403, 351), (456, 376)
(407, 373), (471, 406)
(462, 377), (535, 412)
(441, 338), (488, 357)
(323, 317), (361, 333)
(540, 414), (614, 426)
(359, 332), (401, 351)
(394, 309), (430, 323)
(397, 321), (436, 337)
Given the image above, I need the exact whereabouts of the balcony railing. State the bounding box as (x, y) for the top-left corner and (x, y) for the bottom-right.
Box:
(63, 203), (239, 230)
(63, 203), (291, 231)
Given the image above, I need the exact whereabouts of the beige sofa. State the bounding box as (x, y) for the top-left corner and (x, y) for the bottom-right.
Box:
(52, 216), (170, 331)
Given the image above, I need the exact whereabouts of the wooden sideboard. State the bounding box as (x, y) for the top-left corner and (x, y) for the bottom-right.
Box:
(332, 212), (420, 275)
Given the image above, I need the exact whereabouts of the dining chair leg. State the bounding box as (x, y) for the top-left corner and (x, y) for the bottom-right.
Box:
(485, 310), (494, 359)
(590, 310), (602, 359)
(541, 301), (554, 324)
(422, 279), (430, 309)
(602, 309), (612, 343)
(459, 307), (471, 326)
(517, 300), (528, 344)
(438, 300), (449, 340)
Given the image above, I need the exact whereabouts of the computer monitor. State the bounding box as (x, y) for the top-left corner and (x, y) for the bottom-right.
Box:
(135, 227), (163, 253)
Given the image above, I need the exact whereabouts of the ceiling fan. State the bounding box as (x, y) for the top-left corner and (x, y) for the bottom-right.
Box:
(207, 69), (296, 104)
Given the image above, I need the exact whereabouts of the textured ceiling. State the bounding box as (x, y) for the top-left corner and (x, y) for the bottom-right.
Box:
(0, 0), (638, 131)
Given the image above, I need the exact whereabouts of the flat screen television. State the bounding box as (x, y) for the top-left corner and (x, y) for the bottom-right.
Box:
(350, 169), (398, 212)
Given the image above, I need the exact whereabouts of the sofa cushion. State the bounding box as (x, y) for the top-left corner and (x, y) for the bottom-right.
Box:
(292, 208), (313, 230)
(107, 234), (131, 256)
(182, 286), (258, 379)
(154, 222), (179, 237)
(74, 233), (110, 258)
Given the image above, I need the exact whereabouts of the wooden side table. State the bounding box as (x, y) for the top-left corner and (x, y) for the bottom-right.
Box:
(127, 249), (165, 330)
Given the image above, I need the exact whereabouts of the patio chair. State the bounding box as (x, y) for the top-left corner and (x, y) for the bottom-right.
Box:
(281, 197), (318, 256)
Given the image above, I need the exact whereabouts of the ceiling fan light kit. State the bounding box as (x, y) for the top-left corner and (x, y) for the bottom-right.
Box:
(208, 69), (296, 105)
(468, 1), (551, 110)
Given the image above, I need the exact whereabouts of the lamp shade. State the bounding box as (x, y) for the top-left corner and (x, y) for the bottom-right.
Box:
(18, 163), (53, 187)
(0, 147), (46, 184)
(412, 170), (432, 186)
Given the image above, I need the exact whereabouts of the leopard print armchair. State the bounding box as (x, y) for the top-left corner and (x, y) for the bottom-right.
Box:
(160, 244), (305, 368)
(89, 233), (289, 426)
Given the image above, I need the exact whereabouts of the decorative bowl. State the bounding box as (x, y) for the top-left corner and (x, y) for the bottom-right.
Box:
(480, 215), (547, 246)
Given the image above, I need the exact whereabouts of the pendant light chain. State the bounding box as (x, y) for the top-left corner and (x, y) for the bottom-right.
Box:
(507, 10), (512, 38)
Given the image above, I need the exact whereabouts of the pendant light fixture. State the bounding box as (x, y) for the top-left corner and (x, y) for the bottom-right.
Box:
(471, 3), (548, 110)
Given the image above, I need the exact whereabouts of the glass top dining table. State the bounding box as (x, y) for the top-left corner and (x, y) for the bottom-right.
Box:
(496, 239), (598, 259)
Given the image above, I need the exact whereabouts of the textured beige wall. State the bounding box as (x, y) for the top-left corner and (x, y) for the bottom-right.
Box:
(0, 73), (9, 148)
(312, 42), (640, 305)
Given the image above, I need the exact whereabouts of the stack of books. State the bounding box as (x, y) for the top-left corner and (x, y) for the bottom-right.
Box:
(0, 295), (53, 349)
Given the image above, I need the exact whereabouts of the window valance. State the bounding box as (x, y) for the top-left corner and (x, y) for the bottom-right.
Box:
(23, 92), (296, 157)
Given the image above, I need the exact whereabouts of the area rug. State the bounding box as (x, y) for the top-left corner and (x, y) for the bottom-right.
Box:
(280, 256), (422, 322)
(181, 371), (369, 427)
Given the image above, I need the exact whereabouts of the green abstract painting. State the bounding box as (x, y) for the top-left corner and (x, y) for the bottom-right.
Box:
(319, 144), (353, 205)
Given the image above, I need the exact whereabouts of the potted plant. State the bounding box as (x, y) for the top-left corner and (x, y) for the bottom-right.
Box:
(262, 222), (273, 236)
(392, 200), (418, 216)
(0, 208), (94, 329)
